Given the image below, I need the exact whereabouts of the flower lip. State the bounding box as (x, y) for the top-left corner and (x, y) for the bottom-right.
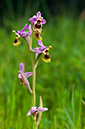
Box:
(14, 39), (17, 43)
(45, 53), (49, 59)
(42, 52), (51, 63)
(34, 19), (42, 30)
(33, 30), (42, 41)
(42, 46), (52, 63)
(43, 46), (52, 54)
(13, 30), (21, 46)
(35, 22), (42, 29)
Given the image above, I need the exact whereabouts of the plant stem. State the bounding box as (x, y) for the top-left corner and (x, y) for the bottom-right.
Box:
(30, 34), (36, 106)
(30, 34), (37, 129)
(33, 121), (37, 129)
(32, 59), (36, 106)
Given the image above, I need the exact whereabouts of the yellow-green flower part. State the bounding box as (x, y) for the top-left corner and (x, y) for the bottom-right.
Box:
(42, 46), (52, 63)
(13, 30), (21, 46)
(33, 30), (42, 40)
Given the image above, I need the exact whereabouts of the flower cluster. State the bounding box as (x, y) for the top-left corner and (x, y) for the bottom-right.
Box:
(13, 11), (51, 126)
(13, 11), (51, 63)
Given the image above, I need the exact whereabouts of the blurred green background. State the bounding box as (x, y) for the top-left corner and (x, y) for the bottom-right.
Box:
(0, 0), (85, 129)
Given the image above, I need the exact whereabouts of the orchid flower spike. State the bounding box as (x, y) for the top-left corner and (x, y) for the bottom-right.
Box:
(26, 106), (48, 120)
(32, 40), (52, 63)
(13, 24), (32, 46)
(18, 63), (33, 93)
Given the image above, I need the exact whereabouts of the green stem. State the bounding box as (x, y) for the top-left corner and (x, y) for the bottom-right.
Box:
(32, 57), (36, 106)
(33, 121), (37, 129)
(30, 34), (37, 129)
(30, 34), (36, 106)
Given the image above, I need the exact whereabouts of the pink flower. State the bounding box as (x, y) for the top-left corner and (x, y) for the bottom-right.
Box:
(26, 106), (48, 120)
(18, 63), (33, 93)
(32, 40), (52, 63)
(13, 24), (32, 46)
(29, 11), (46, 25)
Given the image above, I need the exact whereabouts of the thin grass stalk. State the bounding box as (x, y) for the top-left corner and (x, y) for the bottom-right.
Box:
(54, 115), (56, 129)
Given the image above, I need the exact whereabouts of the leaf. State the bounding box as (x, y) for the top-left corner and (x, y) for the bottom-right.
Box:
(64, 107), (74, 128)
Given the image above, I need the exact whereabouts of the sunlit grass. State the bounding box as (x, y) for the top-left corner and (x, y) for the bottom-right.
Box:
(0, 16), (85, 128)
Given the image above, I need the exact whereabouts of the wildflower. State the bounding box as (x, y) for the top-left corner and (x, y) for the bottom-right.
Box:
(29, 11), (46, 40)
(13, 24), (32, 46)
(32, 40), (52, 63)
(18, 63), (33, 93)
(26, 106), (48, 120)
(29, 11), (46, 27)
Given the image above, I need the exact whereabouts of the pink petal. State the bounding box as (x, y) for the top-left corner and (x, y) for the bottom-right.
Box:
(26, 110), (32, 116)
(37, 107), (48, 112)
(18, 73), (22, 79)
(37, 11), (41, 18)
(20, 24), (29, 32)
(41, 18), (46, 24)
(21, 72), (32, 93)
(24, 72), (33, 78)
(28, 24), (33, 34)
(20, 63), (24, 72)
(38, 40), (45, 47)
(29, 16), (37, 24)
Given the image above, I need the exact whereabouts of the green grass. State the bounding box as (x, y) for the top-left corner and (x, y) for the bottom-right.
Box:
(0, 16), (85, 129)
